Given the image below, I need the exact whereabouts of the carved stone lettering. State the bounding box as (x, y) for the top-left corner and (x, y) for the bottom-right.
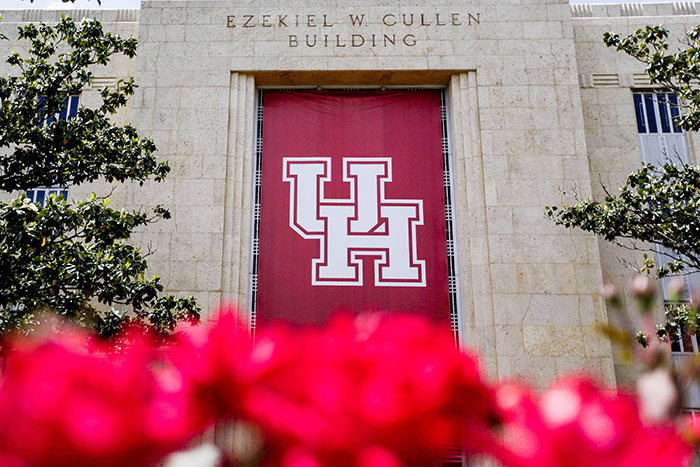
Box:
(226, 11), (481, 47)
(349, 14), (365, 26)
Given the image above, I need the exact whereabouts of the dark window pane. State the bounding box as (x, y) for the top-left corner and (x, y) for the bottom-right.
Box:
(58, 99), (68, 121)
(38, 95), (79, 126)
(658, 94), (671, 133)
(672, 335), (681, 352)
(68, 96), (79, 119)
(644, 94), (658, 133)
(669, 94), (682, 133)
(36, 96), (47, 124)
(682, 328), (693, 352)
(35, 191), (45, 206)
(634, 93), (647, 133)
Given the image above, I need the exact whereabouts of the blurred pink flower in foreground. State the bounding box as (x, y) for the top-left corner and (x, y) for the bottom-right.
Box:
(490, 376), (696, 467)
(234, 312), (500, 467)
(1, 310), (698, 467)
(168, 309), (254, 422)
(0, 328), (212, 467)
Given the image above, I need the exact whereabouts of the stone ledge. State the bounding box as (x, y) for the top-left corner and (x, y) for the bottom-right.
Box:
(571, 2), (698, 18)
(251, 69), (466, 86)
(0, 9), (139, 23)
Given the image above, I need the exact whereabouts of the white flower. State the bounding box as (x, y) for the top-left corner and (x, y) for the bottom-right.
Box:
(637, 368), (677, 422)
(163, 444), (222, 467)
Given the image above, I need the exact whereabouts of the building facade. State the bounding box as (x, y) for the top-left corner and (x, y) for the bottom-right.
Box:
(1, 0), (700, 389)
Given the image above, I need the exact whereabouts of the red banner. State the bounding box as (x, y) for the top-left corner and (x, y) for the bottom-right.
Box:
(257, 91), (450, 325)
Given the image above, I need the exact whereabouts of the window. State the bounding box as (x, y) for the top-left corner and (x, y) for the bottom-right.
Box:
(633, 91), (700, 348)
(634, 92), (688, 166)
(39, 94), (80, 126)
(25, 187), (69, 207)
(676, 362), (700, 409)
(29, 95), (79, 206)
(634, 92), (700, 411)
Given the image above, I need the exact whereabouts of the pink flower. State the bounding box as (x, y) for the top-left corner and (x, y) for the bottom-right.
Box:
(0, 327), (210, 467)
(240, 312), (500, 467)
(10, 308), (691, 467)
(167, 307), (255, 419)
(490, 376), (695, 467)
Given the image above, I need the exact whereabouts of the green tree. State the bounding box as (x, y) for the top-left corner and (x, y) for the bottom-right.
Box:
(546, 25), (700, 278)
(0, 17), (199, 342)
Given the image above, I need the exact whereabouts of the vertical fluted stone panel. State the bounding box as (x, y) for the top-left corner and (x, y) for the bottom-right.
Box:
(449, 72), (497, 375)
(221, 73), (256, 317)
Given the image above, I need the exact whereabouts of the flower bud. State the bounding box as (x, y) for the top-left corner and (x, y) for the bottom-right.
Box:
(630, 275), (657, 313)
(603, 283), (622, 309)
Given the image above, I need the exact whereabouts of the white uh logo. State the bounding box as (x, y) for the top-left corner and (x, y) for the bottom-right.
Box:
(283, 157), (426, 287)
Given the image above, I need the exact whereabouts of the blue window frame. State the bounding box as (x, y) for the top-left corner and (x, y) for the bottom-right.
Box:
(29, 95), (79, 206)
